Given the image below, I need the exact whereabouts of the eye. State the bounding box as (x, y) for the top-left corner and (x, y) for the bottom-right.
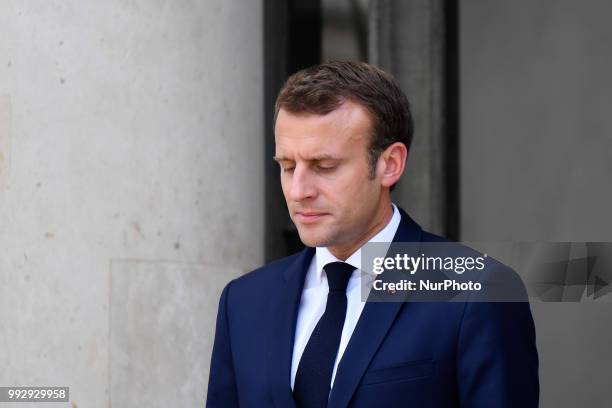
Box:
(281, 166), (295, 173)
(316, 164), (336, 172)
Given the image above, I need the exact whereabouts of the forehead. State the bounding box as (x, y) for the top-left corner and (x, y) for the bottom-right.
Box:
(274, 101), (372, 158)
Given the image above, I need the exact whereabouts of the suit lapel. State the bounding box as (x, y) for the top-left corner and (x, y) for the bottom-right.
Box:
(267, 246), (315, 408)
(328, 209), (423, 408)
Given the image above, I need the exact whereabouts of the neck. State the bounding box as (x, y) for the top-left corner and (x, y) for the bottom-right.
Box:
(329, 200), (394, 261)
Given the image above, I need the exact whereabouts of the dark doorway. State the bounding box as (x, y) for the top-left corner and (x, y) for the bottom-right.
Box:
(264, 0), (323, 262)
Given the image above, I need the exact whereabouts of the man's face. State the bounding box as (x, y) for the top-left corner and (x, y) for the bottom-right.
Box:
(274, 101), (387, 252)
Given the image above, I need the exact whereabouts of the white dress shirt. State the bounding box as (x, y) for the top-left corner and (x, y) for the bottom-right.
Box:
(290, 203), (402, 390)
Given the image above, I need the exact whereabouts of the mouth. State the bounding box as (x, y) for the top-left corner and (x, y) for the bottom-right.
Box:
(294, 212), (329, 224)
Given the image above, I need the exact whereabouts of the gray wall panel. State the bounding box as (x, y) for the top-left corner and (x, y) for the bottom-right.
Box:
(461, 1), (612, 406)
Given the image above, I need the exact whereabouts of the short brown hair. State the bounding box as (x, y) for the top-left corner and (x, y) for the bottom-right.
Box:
(275, 61), (413, 179)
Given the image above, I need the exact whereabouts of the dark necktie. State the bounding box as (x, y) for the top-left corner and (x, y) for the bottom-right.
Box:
(293, 261), (355, 408)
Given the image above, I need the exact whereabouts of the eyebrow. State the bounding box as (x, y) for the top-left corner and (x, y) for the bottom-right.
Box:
(273, 154), (338, 163)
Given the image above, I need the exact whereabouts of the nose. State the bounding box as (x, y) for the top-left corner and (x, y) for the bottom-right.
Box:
(287, 164), (317, 202)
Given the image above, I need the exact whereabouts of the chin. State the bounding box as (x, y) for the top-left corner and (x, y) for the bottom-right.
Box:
(297, 234), (322, 248)
(296, 229), (339, 249)
(295, 229), (321, 247)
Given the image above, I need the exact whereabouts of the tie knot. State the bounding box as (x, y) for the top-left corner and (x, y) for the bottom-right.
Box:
(324, 262), (355, 292)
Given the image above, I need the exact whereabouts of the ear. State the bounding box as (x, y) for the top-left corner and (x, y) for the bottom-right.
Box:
(377, 142), (408, 188)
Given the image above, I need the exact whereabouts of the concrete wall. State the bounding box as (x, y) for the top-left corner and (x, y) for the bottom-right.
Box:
(461, 0), (612, 406)
(0, 1), (263, 407)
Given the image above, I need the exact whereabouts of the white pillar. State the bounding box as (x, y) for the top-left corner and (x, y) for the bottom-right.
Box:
(0, 1), (263, 406)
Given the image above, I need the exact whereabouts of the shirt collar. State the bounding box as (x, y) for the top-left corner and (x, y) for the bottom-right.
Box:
(314, 203), (402, 284)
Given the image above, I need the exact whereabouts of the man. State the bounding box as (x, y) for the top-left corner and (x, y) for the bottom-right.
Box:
(207, 61), (539, 407)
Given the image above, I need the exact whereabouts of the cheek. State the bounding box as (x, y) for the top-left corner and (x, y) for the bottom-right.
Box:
(344, 176), (379, 212)
(321, 179), (366, 212)
(332, 166), (367, 192)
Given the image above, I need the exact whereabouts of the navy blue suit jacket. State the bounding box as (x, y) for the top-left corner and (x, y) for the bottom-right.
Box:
(207, 208), (539, 407)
